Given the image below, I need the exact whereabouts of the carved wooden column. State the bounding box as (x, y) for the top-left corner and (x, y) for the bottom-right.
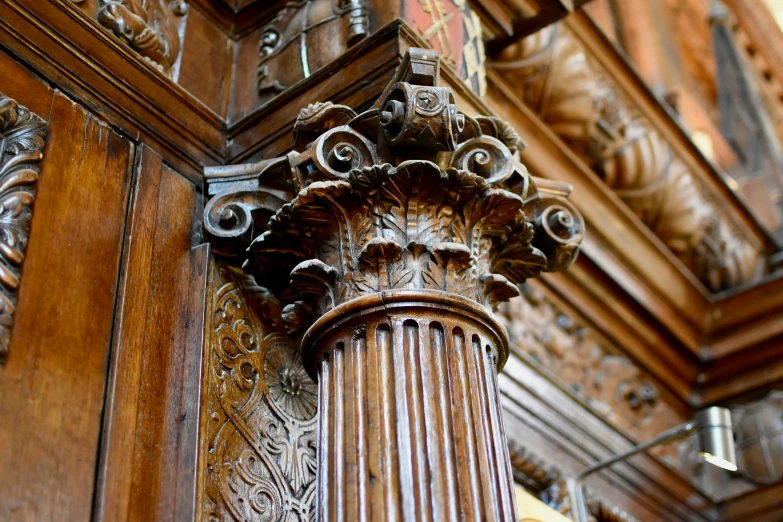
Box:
(204, 49), (584, 521)
(307, 292), (514, 521)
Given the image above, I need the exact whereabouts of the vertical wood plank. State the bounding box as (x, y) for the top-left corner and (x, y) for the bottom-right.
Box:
(0, 92), (133, 521)
(174, 243), (211, 521)
(94, 145), (197, 522)
(95, 144), (163, 522)
(178, 7), (234, 118)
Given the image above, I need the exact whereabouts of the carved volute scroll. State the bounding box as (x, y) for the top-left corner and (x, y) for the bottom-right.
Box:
(205, 48), (584, 521)
(0, 94), (47, 365)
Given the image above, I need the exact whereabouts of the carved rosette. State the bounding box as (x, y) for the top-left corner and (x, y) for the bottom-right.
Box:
(0, 94), (47, 365)
(205, 49), (584, 521)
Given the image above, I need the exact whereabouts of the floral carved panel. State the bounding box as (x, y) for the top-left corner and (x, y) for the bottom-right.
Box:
(0, 93), (47, 365)
(198, 262), (318, 522)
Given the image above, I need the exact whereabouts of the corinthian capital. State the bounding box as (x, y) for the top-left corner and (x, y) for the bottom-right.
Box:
(205, 48), (583, 331)
(204, 48), (584, 521)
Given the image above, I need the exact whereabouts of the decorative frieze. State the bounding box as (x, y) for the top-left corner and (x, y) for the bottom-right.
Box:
(258, 0), (370, 105)
(500, 283), (685, 446)
(256, 0), (488, 106)
(0, 94), (47, 365)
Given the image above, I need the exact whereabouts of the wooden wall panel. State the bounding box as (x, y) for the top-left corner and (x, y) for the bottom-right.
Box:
(178, 6), (234, 118)
(0, 90), (133, 521)
(95, 146), (200, 522)
(229, 27), (262, 122)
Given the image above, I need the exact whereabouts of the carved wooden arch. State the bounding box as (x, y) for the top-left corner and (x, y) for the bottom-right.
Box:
(201, 48), (584, 521)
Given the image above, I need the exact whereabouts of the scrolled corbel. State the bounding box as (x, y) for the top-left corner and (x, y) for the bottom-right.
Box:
(203, 156), (292, 258)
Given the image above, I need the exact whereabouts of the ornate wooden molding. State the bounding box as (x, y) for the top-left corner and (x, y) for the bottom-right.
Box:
(255, 0), (489, 108)
(204, 48), (584, 520)
(501, 283), (685, 447)
(0, 93), (47, 365)
(199, 262), (318, 522)
(493, 23), (765, 292)
(507, 440), (638, 522)
(70, 0), (188, 77)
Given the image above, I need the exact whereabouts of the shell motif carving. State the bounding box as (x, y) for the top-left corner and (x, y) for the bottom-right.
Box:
(494, 24), (763, 291)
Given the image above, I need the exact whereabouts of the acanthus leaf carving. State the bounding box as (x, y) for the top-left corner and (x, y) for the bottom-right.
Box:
(206, 48), (585, 339)
(0, 94), (47, 365)
(205, 48), (584, 521)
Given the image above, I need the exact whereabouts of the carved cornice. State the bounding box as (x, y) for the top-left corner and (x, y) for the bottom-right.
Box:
(492, 23), (765, 292)
(0, 93), (47, 365)
(206, 48), (584, 337)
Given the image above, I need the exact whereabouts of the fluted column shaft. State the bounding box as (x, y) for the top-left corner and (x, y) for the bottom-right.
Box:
(302, 291), (518, 522)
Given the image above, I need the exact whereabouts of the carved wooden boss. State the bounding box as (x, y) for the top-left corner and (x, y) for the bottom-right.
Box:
(204, 49), (584, 521)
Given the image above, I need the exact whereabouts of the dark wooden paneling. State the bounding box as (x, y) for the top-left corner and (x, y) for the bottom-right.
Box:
(0, 51), (54, 118)
(179, 7), (234, 118)
(229, 27), (261, 122)
(0, 91), (133, 521)
(175, 244), (210, 521)
(227, 22), (407, 162)
(95, 146), (199, 522)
